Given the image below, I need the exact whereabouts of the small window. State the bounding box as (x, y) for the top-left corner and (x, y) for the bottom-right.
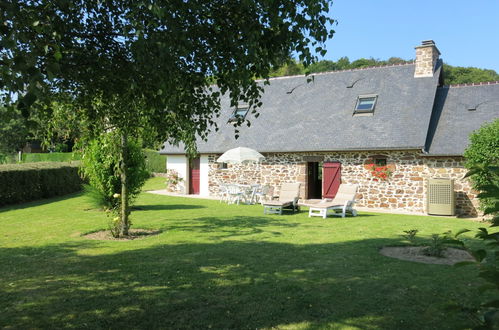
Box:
(374, 158), (387, 166)
(219, 162), (228, 169)
(229, 104), (249, 122)
(354, 95), (377, 114)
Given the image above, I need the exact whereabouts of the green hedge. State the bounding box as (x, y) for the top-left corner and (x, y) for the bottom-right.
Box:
(144, 149), (167, 173)
(22, 152), (80, 163)
(0, 162), (83, 206)
(0, 153), (19, 164)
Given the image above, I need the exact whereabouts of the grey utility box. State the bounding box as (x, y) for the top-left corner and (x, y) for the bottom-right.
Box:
(427, 178), (455, 216)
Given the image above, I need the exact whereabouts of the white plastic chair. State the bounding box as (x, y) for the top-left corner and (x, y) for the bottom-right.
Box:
(226, 184), (243, 205)
(218, 184), (229, 203)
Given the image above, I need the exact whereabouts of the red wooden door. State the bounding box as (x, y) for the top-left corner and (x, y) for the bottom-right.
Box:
(189, 157), (200, 195)
(322, 162), (341, 199)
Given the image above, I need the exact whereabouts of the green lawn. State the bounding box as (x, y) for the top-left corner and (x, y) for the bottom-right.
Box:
(0, 178), (489, 329)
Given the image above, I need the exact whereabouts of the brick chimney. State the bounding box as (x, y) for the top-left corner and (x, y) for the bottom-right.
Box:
(414, 40), (440, 77)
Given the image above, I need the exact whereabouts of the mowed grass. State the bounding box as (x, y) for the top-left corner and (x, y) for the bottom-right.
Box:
(0, 178), (490, 329)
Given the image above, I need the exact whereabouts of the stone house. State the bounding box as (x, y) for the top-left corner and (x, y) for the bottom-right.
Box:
(160, 40), (499, 217)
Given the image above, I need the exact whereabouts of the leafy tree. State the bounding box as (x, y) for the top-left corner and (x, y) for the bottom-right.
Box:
(335, 56), (352, 70)
(464, 119), (499, 212)
(443, 64), (499, 85)
(1, 1), (334, 236)
(29, 97), (86, 152)
(80, 132), (149, 237)
(266, 56), (499, 86)
(269, 60), (305, 77)
(307, 59), (337, 73)
(386, 57), (409, 65)
(0, 105), (30, 155)
(350, 57), (380, 69)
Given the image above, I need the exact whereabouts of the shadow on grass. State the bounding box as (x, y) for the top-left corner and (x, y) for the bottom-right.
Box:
(0, 238), (481, 329)
(0, 191), (84, 212)
(156, 216), (301, 240)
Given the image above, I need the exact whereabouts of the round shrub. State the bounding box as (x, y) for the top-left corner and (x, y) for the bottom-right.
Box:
(464, 119), (499, 210)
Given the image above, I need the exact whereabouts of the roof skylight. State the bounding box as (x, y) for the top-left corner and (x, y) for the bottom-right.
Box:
(354, 95), (377, 115)
(229, 104), (249, 122)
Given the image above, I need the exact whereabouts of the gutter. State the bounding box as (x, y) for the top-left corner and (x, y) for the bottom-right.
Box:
(420, 153), (464, 157)
(160, 146), (427, 155)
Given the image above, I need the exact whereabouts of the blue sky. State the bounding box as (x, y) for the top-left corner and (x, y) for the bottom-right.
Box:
(321, 0), (499, 72)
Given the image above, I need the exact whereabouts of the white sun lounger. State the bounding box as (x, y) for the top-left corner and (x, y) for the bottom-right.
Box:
(302, 184), (358, 218)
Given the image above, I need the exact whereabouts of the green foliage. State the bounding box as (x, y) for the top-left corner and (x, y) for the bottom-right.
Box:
(80, 132), (149, 211)
(454, 166), (499, 329)
(401, 229), (419, 244)
(1, 1), (334, 152)
(423, 233), (448, 257)
(80, 132), (149, 236)
(0, 105), (30, 154)
(0, 153), (20, 165)
(1, 1), (335, 236)
(443, 64), (499, 85)
(466, 165), (499, 225)
(31, 98), (86, 151)
(0, 162), (82, 206)
(269, 60), (306, 77)
(268, 57), (499, 86)
(1, 100), (83, 156)
(464, 119), (499, 212)
(22, 152), (80, 163)
(401, 229), (466, 257)
(269, 56), (412, 77)
(455, 226), (499, 329)
(143, 149), (166, 173)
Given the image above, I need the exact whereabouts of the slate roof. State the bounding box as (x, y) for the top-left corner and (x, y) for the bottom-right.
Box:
(425, 83), (499, 156)
(160, 62), (442, 154)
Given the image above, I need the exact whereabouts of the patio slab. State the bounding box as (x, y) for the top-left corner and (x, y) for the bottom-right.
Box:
(146, 189), (220, 200)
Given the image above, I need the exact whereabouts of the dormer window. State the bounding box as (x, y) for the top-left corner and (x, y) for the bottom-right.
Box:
(354, 95), (377, 115)
(229, 103), (249, 122)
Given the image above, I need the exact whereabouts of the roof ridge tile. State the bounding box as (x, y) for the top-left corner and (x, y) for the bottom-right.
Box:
(442, 81), (499, 88)
(259, 62), (415, 82)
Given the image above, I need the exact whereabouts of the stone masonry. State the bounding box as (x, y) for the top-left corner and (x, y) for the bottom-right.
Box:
(414, 40), (441, 78)
(207, 150), (479, 217)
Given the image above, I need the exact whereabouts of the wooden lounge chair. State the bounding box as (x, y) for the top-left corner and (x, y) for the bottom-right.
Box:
(302, 184), (358, 219)
(262, 182), (301, 215)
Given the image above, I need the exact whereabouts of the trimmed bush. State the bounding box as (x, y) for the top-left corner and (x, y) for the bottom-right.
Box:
(464, 119), (499, 211)
(0, 162), (82, 206)
(0, 153), (21, 164)
(22, 152), (81, 163)
(143, 149), (167, 173)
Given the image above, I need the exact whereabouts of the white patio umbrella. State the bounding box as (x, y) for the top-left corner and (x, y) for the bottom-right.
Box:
(216, 147), (265, 164)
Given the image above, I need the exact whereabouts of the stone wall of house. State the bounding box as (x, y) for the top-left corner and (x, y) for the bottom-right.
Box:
(207, 151), (479, 217)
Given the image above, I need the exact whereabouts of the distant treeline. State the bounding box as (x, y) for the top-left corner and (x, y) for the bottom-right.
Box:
(269, 57), (499, 85)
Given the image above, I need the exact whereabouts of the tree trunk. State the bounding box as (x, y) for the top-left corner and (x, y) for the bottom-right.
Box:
(120, 132), (129, 236)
